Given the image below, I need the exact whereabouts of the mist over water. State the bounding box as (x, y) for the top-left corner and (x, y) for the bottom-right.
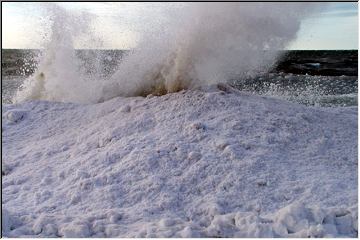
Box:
(14, 3), (323, 103)
(15, 4), (103, 103)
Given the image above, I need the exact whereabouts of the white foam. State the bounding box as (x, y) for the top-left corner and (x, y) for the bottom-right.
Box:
(14, 3), (325, 103)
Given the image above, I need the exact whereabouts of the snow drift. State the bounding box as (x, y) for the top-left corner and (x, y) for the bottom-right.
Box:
(2, 86), (358, 237)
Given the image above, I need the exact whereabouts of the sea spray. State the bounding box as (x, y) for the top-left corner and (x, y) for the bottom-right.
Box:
(14, 2), (325, 103)
(15, 4), (104, 103)
(105, 3), (316, 99)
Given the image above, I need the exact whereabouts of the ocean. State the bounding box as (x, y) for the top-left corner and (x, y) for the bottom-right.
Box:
(2, 49), (358, 106)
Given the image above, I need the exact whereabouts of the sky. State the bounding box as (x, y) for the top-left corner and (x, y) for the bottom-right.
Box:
(2, 2), (358, 50)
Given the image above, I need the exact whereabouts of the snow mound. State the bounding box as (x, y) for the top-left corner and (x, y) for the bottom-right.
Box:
(2, 209), (13, 235)
(2, 86), (357, 237)
(4, 109), (27, 123)
(1, 209), (22, 236)
(136, 202), (357, 237)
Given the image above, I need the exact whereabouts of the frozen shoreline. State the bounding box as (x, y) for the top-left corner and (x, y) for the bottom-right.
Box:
(2, 86), (358, 237)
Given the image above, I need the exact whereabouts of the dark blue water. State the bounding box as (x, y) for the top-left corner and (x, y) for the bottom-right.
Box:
(2, 49), (358, 106)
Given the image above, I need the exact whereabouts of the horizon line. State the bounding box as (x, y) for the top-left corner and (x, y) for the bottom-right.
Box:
(2, 48), (358, 51)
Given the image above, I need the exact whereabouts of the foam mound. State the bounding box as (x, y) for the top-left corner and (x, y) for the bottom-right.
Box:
(2, 86), (357, 237)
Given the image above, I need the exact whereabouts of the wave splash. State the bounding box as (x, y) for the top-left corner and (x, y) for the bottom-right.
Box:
(14, 3), (323, 103)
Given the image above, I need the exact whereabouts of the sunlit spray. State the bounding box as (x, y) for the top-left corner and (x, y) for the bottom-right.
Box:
(15, 2), (325, 103)
(15, 4), (104, 103)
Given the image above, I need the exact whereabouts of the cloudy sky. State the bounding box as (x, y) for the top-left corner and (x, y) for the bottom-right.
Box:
(2, 2), (358, 50)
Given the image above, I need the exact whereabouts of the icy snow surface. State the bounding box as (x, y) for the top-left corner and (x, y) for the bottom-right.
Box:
(2, 86), (358, 237)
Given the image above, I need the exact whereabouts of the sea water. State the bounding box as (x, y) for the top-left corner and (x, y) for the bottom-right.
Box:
(1, 3), (357, 106)
(2, 49), (357, 106)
